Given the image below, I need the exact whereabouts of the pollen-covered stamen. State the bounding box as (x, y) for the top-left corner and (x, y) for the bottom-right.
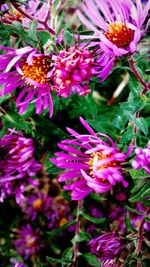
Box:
(22, 56), (50, 85)
(32, 198), (43, 210)
(105, 21), (134, 48)
(87, 151), (118, 181)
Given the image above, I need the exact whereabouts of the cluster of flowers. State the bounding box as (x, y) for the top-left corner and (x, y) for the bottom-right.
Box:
(0, 0), (149, 117)
(10, 177), (74, 264)
(0, 0), (150, 266)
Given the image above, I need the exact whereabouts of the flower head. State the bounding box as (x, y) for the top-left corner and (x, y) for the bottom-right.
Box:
(22, 191), (53, 221)
(89, 232), (123, 261)
(13, 224), (43, 259)
(50, 117), (131, 200)
(131, 141), (150, 174)
(52, 46), (96, 97)
(0, 46), (53, 117)
(0, 129), (40, 203)
(1, 0), (55, 34)
(78, 0), (150, 80)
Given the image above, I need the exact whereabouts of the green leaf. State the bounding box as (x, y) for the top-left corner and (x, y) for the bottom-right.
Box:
(82, 212), (105, 224)
(129, 182), (150, 203)
(134, 117), (148, 135)
(62, 247), (73, 262)
(46, 256), (72, 264)
(71, 232), (91, 245)
(47, 220), (76, 239)
(121, 124), (135, 144)
(128, 71), (142, 96)
(142, 200), (150, 207)
(81, 253), (101, 267)
(63, 30), (74, 45)
(144, 216), (150, 222)
(125, 213), (137, 233)
(129, 169), (149, 182)
(37, 31), (52, 46)
(28, 20), (38, 41)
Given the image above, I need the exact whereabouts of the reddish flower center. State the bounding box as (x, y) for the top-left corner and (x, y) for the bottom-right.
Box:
(22, 56), (50, 85)
(32, 198), (43, 210)
(105, 22), (134, 48)
(87, 151), (118, 180)
(25, 235), (36, 247)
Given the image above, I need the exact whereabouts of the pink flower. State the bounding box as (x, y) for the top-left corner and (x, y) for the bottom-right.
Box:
(132, 141), (150, 174)
(52, 46), (96, 97)
(0, 46), (53, 117)
(89, 232), (123, 261)
(50, 117), (131, 200)
(77, 0), (150, 81)
(0, 129), (40, 204)
(13, 224), (43, 260)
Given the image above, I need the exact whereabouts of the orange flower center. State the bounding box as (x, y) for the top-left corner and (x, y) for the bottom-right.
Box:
(25, 235), (36, 247)
(105, 22), (134, 48)
(22, 56), (50, 85)
(87, 151), (118, 181)
(32, 198), (43, 210)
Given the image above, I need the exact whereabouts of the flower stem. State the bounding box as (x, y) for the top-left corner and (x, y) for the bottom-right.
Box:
(136, 207), (150, 267)
(73, 200), (82, 267)
(128, 56), (149, 146)
(11, 2), (55, 35)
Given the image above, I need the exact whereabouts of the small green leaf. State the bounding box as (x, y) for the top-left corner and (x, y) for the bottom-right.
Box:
(82, 212), (105, 224)
(62, 247), (73, 262)
(129, 169), (149, 182)
(129, 182), (150, 203)
(81, 253), (101, 267)
(71, 232), (91, 245)
(28, 20), (38, 41)
(46, 256), (72, 264)
(125, 213), (137, 233)
(47, 220), (76, 239)
(63, 30), (74, 45)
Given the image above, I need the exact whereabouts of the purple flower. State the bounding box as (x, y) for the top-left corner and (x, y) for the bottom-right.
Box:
(52, 46), (96, 97)
(50, 117), (131, 200)
(22, 191), (53, 221)
(0, 129), (40, 204)
(0, 46), (53, 117)
(1, 1), (54, 30)
(10, 258), (27, 267)
(13, 224), (43, 260)
(77, 0), (150, 81)
(101, 260), (120, 267)
(131, 141), (150, 174)
(89, 232), (123, 261)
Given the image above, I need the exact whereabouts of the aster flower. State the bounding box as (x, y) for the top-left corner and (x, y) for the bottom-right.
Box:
(101, 260), (121, 267)
(0, 129), (40, 203)
(77, 0), (150, 81)
(22, 191), (53, 221)
(131, 141), (150, 174)
(10, 258), (27, 267)
(50, 117), (131, 200)
(1, 0), (55, 35)
(0, 46), (54, 117)
(89, 232), (123, 261)
(13, 224), (43, 260)
(52, 46), (96, 97)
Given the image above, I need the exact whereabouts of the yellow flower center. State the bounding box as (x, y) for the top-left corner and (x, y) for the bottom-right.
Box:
(87, 151), (118, 181)
(105, 22), (134, 48)
(22, 56), (50, 85)
(59, 217), (68, 227)
(32, 198), (43, 210)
